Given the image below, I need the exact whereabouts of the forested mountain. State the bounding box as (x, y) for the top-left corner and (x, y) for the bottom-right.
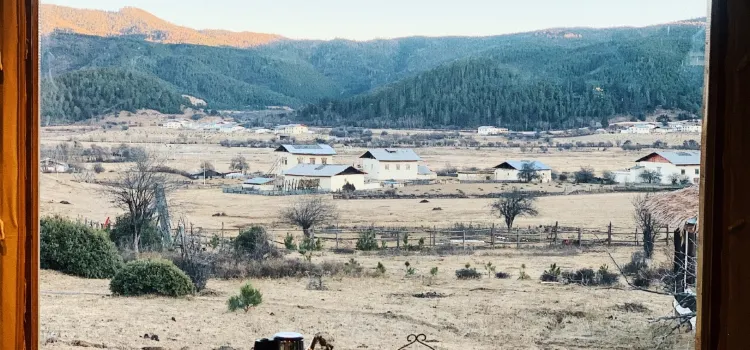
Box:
(298, 25), (706, 130)
(41, 5), (282, 47)
(40, 5), (706, 127)
(41, 68), (187, 122)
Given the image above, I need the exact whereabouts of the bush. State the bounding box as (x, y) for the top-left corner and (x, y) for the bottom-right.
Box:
(356, 230), (379, 251)
(540, 263), (562, 282)
(171, 255), (211, 292)
(110, 259), (194, 297)
(455, 267), (482, 279)
(495, 272), (511, 279)
(562, 265), (620, 286)
(574, 167), (596, 184)
(109, 215), (163, 252)
(622, 252), (648, 276)
(234, 226), (276, 259)
(227, 283), (263, 312)
(283, 233), (296, 250)
(598, 265), (620, 286)
(93, 163), (105, 173)
(40, 216), (123, 278)
(376, 262), (387, 274)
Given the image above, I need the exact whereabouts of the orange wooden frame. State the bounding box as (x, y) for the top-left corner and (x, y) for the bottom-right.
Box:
(0, 0), (39, 348)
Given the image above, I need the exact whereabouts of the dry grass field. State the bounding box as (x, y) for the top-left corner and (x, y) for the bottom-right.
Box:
(40, 247), (692, 350)
(39, 120), (696, 349)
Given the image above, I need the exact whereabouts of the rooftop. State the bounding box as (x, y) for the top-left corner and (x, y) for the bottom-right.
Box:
(636, 151), (701, 165)
(493, 160), (552, 171)
(243, 177), (274, 185)
(417, 165), (434, 175)
(275, 144), (336, 155)
(359, 148), (421, 161)
(284, 164), (366, 177)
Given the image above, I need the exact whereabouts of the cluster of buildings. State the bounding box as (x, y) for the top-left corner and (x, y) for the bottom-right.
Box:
(242, 144), (438, 193)
(613, 151), (701, 185)
(162, 119), (310, 135)
(619, 121), (702, 134)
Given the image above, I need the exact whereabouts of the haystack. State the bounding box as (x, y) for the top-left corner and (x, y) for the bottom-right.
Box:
(644, 186), (699, 230)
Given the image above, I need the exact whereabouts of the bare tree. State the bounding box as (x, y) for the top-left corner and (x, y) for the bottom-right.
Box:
(280, 196), (338, 239)
(491, 189), (539, 231)
(632, 194), (661, 259)
(517, 163), (541, 183)
(639, 169), (662, 184)
(101, 153), (166, 255)
(200, 160), (215, 171)
(230, 154), (249, 174)
(574, 166), (596, 184)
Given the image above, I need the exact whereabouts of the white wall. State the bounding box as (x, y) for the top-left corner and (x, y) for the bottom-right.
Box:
(616, 162), (701, 185)
(493, 169), (551, 182)
(277, 154), (334, 175)
(361, 159), (419, 180)
(242, 184), (275, 191)
(283, 174), (364, 191)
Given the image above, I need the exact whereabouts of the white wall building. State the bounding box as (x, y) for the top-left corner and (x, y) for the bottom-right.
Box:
(40, 158), (69, 173)
(620, 124), (656, 134)
(478, 126), (509, 135)
(282, 164), (366, 192)
(163, 120), (187, 129)
(493, 160), (553, 183)
(273, 144), (336, 176)
(416, 165), (438, 180)
(274, 124), (309, 135)
(242, 177), (275, 191)
(612, 151), (701, 185)
(359, 148), (421, 181)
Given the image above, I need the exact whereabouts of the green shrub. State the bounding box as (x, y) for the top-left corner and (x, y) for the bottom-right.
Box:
(540, 263), (562, 282)
(404, 261), (415, 276)
(376, 262), (387, 274)
(299, 236), (322, 251)
(597, 265), (620, 286)
(455, 268), (482, 279)
(283, 233), (296, 250)
(562, 265), (619, 286)
(356, 230), (379, 251)
(110, 259), (194, 297)
(40, 216), (123, 278)
(430, 267), (439, 276)
(227, 283), (263, 312)
(234, 226), (276, 258)
(518, 264), (531, 280)
(170, 255), (211, 292)
(495, 271), (511, 279)
(109, 215), (163, 252)
(343, 258), (363, 277)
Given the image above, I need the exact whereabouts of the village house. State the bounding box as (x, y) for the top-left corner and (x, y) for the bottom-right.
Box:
(282, 164), (366, 192)
(188, 168), (225, 180)
(242, 177), (275, 191)
(163, 120), (186, 129)
(620, 123), (656, 134)
(457, 170), (495, 181)
(477, 126), (509, 135)
(359, 148), (421, 181)
(273, 144), (337, 175)
(493, 160), (553, 183)
(612, 151), (701, 185)
(274, 124), (309, 135)
(40, 158), (69, 173)
(417, 165), (438, 180)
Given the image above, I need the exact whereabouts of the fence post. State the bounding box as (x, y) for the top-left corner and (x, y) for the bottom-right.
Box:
(553, 221), (558, 245)
(221, 222), (225, 249)
(635, 228), (638, 246)
(666, 225), (670, 246)
(396, 231), (400, 250)
(490, 223), (495, 248)
(463, 229), (466, 250)
(516, 228), (520, 249)
(577, 228), (582, 247)
(433, 225), (436, 247)
(608, 222), (612, 246)
(335, 230), (339, 250)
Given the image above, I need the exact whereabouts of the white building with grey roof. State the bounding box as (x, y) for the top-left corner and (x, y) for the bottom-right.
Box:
(359, 148), (422, 181)
(613, 151), (701, 185)
(282, 164), (366, 192)
(273, 144), (337, 176)
(493, 160), (552, 183)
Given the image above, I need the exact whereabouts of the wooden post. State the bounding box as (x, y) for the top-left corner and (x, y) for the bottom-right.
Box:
(490, 223), (495, 248)
(433, 225), (436, 246)
(516, 228), (520, 249)
(221, 222), (225, 249)
(553, 221), (558, 245)
(396, 231), (400, 250)
(335, 230), (339, 250)
(577, 227), (582, 247)
(635, 228), (639, 246)
(463, 229), (466, 250)
(666, 225), (670, 246)
(608, 222), (612, 246)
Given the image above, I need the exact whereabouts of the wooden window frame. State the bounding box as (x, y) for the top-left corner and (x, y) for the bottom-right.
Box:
(2, 0), (750, 348)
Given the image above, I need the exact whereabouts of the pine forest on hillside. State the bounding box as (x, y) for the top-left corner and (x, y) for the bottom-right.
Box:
(40, 6), (706, 129)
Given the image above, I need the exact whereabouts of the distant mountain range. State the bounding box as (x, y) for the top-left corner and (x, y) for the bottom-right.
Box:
(40, 5), (707, 129)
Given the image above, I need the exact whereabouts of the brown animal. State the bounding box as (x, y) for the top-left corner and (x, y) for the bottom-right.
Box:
(308, 332), (334, 350)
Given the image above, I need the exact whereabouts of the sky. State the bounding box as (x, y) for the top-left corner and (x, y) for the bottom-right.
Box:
(43, 0), (709, 41)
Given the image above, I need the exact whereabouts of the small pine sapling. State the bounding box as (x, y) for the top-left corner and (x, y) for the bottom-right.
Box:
(518, 264), (531, 280)
(227, 283), (263, 313)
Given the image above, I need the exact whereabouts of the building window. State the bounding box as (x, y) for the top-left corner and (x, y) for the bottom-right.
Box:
(695, 169), (700, 175)
(297, 157), (303, 164)
(396, 164), (401, 170)
(406, 164), (410, 170)
(283, 157), (287, 165)
(310, 158), (316, 164)
(322, 158), (327, 165)
(385, 164), (390, 170)
(681, 169), (686, 175)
